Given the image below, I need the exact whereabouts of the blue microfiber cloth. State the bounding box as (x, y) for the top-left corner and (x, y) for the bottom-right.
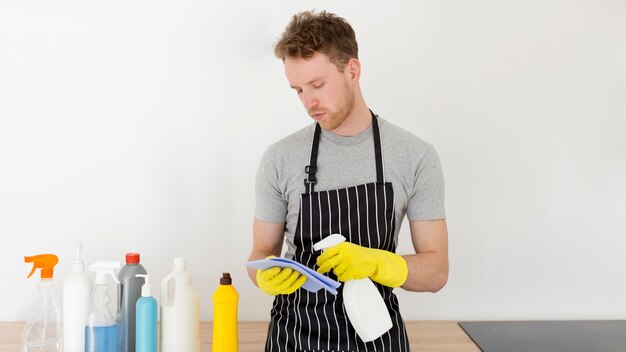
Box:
(246, 257), (341, 295)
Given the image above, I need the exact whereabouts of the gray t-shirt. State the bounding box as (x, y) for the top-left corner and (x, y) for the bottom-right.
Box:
(255, 116), (445, 259)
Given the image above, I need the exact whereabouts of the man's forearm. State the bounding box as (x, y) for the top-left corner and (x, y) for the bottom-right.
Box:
(247, 248), (281, 286)
(400, 251), (448, 292)
(248, 219), (286, 287)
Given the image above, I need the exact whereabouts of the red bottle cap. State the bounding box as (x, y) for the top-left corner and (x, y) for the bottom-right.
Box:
(125, 253), (140, 264)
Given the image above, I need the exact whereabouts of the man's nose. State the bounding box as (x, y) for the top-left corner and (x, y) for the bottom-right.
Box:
(302, 92), (319, 110)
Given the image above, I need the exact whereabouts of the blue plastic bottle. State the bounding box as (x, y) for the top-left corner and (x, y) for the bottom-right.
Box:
(86, 261), (121, 352)
(135, 274), (157, 352)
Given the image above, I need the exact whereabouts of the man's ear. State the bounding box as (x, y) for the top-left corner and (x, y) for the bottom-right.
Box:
(346, 58), (361, 80)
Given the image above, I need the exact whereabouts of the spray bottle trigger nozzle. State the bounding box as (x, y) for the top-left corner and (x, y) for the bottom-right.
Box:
(313, 234), (347, 251)
(89, 261), (121, 285)
(24, 254), (59, 279)
(26, 264), (37, 278)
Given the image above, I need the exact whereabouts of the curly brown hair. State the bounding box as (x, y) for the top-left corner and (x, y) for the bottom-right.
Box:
(274, 10), (358, 72)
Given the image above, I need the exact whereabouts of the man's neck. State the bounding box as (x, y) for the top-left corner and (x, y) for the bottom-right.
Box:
(330, 101), (372, 137)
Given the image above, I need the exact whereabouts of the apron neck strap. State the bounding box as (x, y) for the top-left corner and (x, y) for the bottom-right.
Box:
(304, 110), (384, 194)
(371, 111), (385, 185)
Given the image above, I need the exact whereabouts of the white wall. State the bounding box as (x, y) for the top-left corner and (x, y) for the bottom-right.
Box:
(1, 0), (625, 322)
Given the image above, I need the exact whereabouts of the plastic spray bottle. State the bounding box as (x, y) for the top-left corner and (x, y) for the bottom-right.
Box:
(63, 244), (92, 352)
(86, 261), (121, 352)
(22, 254), (63, 352)
(117, 252), (147, 352)
(135, 274), (157, 352)
(160, 257), (200, 352)
(212, 273), (239, 352)
(314, 234), (393, 342)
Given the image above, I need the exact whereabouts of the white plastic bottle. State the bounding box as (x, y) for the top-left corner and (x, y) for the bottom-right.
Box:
(314, 234), (393, 342)
(160, 257), (200, 352)
(63, 244), (92, 352)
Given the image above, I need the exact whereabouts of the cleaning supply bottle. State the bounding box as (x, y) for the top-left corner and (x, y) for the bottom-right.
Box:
(313, 234), (393, 342)
(22, 254), (63, 352)
(86, 261), (121, 352)
(160, 257), (200, 352)
(63, 243), (92, 352)
(212, 273), (239, 352)
(116, 252), (147, 352)
(135, 274), (157, 352)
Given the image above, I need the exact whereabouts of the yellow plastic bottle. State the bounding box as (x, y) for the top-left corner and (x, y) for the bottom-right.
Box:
(212, 273), (239, 352)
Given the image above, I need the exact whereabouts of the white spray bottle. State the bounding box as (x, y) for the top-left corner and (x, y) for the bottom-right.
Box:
(314, 234), (393, 342)
(86, 261), (121, 352)
(63, 243), (92, 352)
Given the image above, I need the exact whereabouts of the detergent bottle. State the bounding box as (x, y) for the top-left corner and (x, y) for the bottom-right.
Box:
(63, 243), (92, 352)
(212, 273), (239, 352)
(135, 274), (157, 352)
(314, 234), (393, 342)
(160, 257), (200, 352)
(116, 252), (147, 352)
(22, 254), (63, 352)
(85, 261), (120, 352)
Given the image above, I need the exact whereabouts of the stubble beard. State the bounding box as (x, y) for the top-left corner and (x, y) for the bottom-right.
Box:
(316, 85), (356, 132)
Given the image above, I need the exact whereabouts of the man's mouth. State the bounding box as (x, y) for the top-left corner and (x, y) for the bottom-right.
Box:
(310, 111), (326, 121)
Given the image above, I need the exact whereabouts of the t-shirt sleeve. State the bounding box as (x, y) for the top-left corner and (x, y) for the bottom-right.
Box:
(407, 146), (446, 221)
(254, 147), (288, 223)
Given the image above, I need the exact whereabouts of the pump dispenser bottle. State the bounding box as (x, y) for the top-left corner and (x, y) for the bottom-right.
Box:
(117, 253), (147, 352)
(86, 261), (121, 352)
(212, 273), (239, 352)
(22, 254), (63, 352)
(63, 244), (92, 352)
(135, 274), (157, 352)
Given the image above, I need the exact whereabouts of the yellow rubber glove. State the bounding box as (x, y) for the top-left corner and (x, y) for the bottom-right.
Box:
(256, 259), (307, 296)
(316, 242), (408, 288)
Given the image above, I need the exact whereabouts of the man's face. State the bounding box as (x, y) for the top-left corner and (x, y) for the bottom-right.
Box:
(284, 52), (355, 131)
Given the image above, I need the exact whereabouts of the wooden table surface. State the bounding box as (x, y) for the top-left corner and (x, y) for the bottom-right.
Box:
(1, 321), (479, 351)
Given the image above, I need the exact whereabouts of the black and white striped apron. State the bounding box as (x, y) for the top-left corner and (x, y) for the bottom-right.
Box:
(266, 112), (410, 352)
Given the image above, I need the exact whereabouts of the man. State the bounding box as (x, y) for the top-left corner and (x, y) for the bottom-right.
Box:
(247, 10), (448, 352)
